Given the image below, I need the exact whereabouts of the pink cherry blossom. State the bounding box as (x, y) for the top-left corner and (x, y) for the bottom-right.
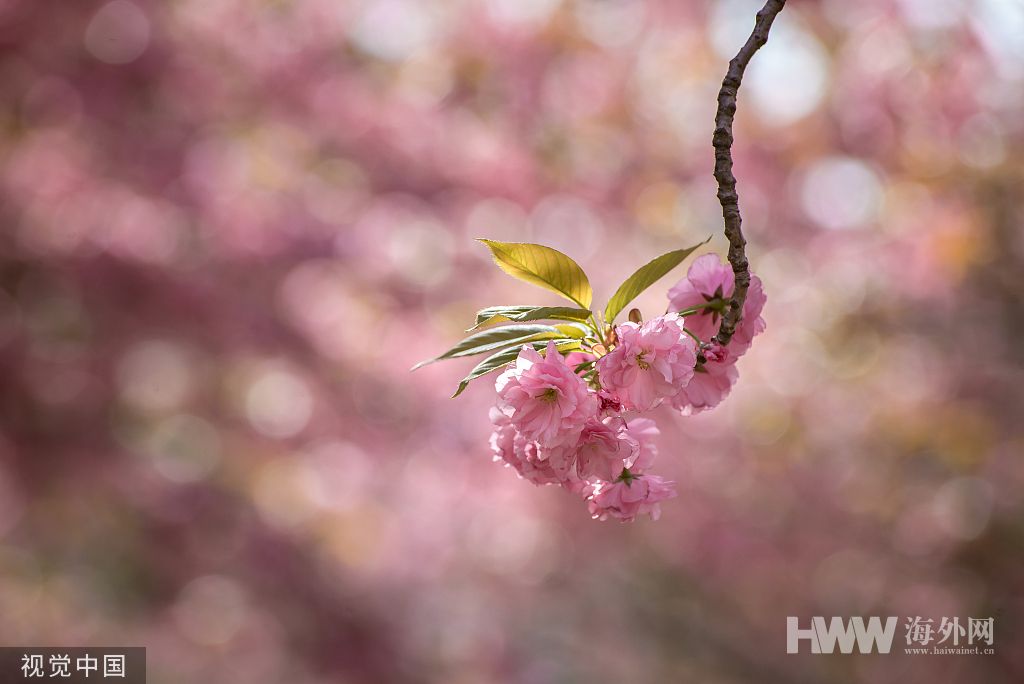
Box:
(568, 418), (639, 482)
(587, 472), (677, 522)
(596, 389), (623, 417)
(702, 341), (729, 364)
(623, 417), (659, 471)
(489, 408), (580, 489)
(667, 253), (766, 354)
(667, 254), (733, 343)
(496, 342), (598, 448)
(671, 357), (739, 415)
(596, 314), (696, 411)
(730, 275), (767, 354)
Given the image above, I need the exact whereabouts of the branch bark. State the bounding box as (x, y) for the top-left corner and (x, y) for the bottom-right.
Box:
(712, 0), (786, 347)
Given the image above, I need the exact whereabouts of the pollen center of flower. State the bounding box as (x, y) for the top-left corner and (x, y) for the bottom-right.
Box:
(636, 351), (650, 370)
(538, 387), (559, 403)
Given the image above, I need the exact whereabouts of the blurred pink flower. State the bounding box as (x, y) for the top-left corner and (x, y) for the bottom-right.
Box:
(671, 357), (739, 415)
(667, 254), (766, 353)
(565, 350), (595, 368)
(587, 473), (677, 522)
(495, 342), (598, 447)
(597, 314), (696, 411)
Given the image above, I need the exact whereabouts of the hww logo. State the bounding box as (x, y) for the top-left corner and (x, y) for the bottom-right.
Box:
(787, 617), (898, 654)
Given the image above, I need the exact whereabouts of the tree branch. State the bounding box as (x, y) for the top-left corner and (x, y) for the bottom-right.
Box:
(712, 0), (786, 347)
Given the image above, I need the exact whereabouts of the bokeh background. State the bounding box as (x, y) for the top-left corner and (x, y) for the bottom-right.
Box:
(1, 0), (1023, 681)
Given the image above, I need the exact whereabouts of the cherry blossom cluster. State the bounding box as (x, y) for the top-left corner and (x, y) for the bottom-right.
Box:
(488, 254), (766, 522)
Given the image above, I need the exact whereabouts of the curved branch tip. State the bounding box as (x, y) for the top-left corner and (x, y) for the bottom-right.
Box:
(711, 0), (786, 347)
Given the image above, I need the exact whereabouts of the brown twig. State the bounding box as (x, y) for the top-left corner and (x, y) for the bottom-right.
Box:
(712, 0), (787, 347)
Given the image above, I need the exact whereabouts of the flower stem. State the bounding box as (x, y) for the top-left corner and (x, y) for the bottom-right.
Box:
(681, 327), (704, 345)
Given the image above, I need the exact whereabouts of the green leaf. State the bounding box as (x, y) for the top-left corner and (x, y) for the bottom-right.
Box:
(478, 239), (593, 308)
(452, 339), (583, 397)
(470, 305), (592, 330)
(574, 359), (595, 373)
(553, 323), (589, 339)
(603, 238), (710, 323)
(412, 324), (562, 371)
